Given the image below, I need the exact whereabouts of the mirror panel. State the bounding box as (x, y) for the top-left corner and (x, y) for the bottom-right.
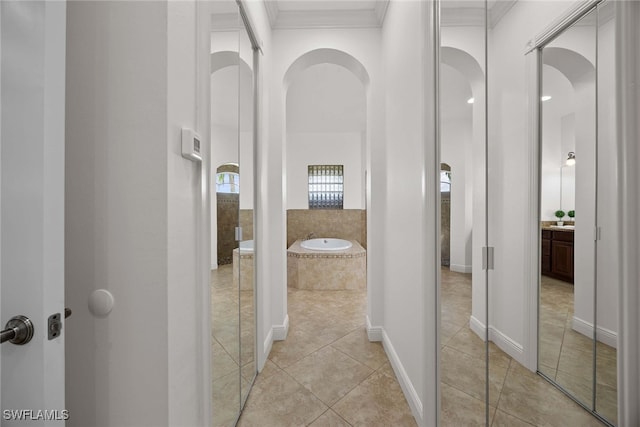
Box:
(210, 3), (242, 426)
(539, 6), (597, 409)
(537, 4), (620, 423)
(595, 0), (618, 423)
(439, 0), (489, 424)
(238, 13), (256, 407)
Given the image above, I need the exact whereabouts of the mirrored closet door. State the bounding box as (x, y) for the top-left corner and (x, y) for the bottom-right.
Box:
(210, 1), (257, 425)
(438, 1), (490, 424)
(537, 1), (618, 425)
(439, 1), (619, 426)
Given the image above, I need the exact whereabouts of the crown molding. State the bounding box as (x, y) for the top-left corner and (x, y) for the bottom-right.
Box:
(441, 0), (517, 28)
(489, 0), (517, 27)
(264, 0), (279, 27)
(374, 0), (390, 25)
(263, 0), (389, 29)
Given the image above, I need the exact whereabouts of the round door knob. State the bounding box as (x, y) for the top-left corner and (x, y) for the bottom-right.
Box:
(4, 315), (34, 345)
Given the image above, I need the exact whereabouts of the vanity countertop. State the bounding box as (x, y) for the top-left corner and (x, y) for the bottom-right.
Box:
(541, 221), (575, 232)
(541, 226), (575, 232)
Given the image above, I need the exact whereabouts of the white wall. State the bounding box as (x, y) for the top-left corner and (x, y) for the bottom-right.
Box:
(382, 1), (435, 423)
(65, 2), (208, 425)
(287, 132), (364, 209)
(167, 2), (209, 424)
(286, 62), (366, 209)
(486, 0), (584, 363)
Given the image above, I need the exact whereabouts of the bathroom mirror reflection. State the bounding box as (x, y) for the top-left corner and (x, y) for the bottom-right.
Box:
(439, 0), (489, 424)
(538, 2), (618, 424)
(539, 7), (596, 410)
(237, 13), (256, 408)
(210, 1), (257, 425)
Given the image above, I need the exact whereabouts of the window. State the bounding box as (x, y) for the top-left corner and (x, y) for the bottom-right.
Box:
(216, 172), (239, 194)
(440, 170), (451, 193)
(308, 165), (344, 209)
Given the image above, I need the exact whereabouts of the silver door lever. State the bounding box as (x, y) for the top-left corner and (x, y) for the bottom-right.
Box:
(0, 315), (34, 345)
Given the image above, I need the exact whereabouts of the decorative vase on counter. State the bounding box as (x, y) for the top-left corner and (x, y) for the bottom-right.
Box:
(557, 221), (564, 226)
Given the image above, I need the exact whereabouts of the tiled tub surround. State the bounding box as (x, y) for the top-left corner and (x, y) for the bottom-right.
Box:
(217, 193), (239, 265)
(233, 248), (254, 291)
(287, 240), (366, 290)
(287, 209), (367, 248)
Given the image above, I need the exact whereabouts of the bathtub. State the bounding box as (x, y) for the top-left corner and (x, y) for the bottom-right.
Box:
(287, 239), (366, 290)
(300, 238), (352, 251)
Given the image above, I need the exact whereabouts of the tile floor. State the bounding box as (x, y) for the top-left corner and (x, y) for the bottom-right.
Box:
(538, 276), (617, 424)
(441, 268), (607, 426)
(237, 288), (416, 426)
(216, 267), (611, 426)
(212, 265), (256, 427)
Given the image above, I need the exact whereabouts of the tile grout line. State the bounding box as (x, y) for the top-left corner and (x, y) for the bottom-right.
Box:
(491, 358), (511, 426)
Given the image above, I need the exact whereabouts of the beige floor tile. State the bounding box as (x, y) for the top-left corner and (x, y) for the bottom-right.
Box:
(213, 370), (241, 427)
(498, 362), (605, 427)
(332, 371), (417, 427)
(268, 327), (334, 368)
(308, 409), (352, 427)
(555, 369), (593, 408)
(441, 383), (493, 426)
(441, 346), (509, 406)
(237, 370), (327, 427)
(257, 359), (282, 380)
(285, 346), (373, 406)
(491, 409), (534, 426)
(556, 345), (594, 386)
(447, 327), (512, 367)
(376, 361), (396, 379)
(213, 338), (240, 380)
(331, 328), (388, 370)
(441, 321), (463, 346)
(595, 382), (618, 426)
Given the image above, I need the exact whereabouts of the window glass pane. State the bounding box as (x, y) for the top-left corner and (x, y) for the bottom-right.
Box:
(216, 172), (240, 194)
(308, 165), (343, 209)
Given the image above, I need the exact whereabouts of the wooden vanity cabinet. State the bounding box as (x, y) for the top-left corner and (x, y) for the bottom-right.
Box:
(541, 229), (574, 283)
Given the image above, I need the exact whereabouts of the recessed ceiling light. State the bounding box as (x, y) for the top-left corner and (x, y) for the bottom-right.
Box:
(541, 95), (552, 101)
(467, 97), (474, 104)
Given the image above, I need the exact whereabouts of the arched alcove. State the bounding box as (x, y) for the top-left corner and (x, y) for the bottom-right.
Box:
(283, 48), (370, 91)
(439, 46), (484, 275)
(282, 48), (371, 295)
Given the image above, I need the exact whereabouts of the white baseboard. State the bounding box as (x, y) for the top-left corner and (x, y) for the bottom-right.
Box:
(469, 315), (525, 365)
(366, 315), (383, 342)
(382, 331), (423, 425)
(469, 315), (485, 340)
(272, 314), (289, 341)
(450, 264), (472, 274)
(572, 316), (618, 349)
(259, 328), (274, 372)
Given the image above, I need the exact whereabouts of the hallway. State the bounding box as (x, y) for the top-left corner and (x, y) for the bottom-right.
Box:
(237, 288), (416, 426)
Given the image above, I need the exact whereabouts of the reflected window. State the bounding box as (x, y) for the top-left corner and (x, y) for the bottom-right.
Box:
(308, 165), (344, 209)
(216, 172), (239, 194)
(441, 170), (451, 193)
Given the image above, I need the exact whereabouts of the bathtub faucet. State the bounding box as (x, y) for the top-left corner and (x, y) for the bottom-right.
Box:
(305, 232), (316, 240)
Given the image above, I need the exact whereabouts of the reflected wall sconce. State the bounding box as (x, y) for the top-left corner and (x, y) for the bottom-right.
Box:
(566, 151), (576, 166)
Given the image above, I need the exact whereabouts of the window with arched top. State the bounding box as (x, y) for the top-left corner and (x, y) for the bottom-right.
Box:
(216, 163), (240, 194)
(441, 163), (451, 193)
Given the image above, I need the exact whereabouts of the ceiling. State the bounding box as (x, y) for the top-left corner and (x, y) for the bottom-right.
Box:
(263, 0), (518, 29)
(264, 0), (390, 29)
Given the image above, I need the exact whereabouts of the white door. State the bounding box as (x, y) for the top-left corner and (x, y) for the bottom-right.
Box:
(1, 1), (66, 425)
